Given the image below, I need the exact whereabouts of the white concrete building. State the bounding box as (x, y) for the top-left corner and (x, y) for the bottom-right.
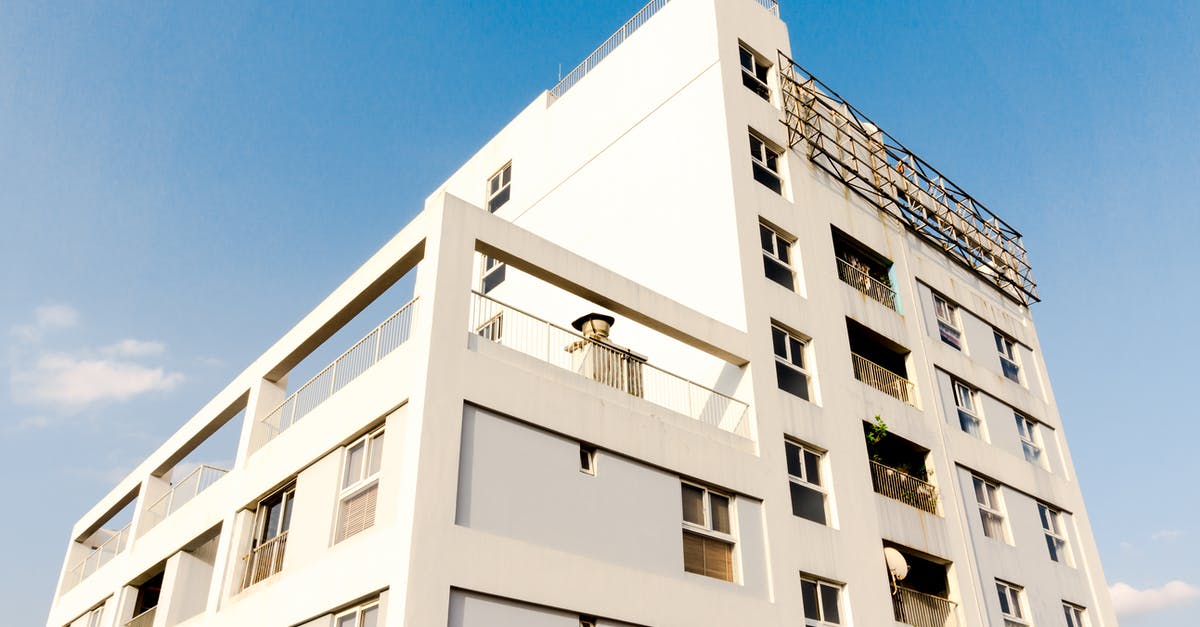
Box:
(46, 1), (1117, 626)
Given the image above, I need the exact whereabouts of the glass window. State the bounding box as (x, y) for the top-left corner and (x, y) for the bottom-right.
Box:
(954, 380), (983, 438)
(739, 44), (771, 100)
(933, 293), (963, 350)
(336, 428), (385, 543)
(486, 163), (512, 212)
(336, 601), (381, 627)
(760, 222), (795, 290)
(481, 255), (507, 293)
(1015, 413), (1043, 465)
(996, 581), (1027, 625)
(773, 325), (811, 400)
(785, 440), (828, 525)
(1063, 602), (1087, 627)
(801, 576), (842, 626)
(995, 331), (1022, 383)
(973, 476), (1007, 542)
(1039, 503), (1071, 565)
(681, 482), (735, 582)
(750, 131), (783, 194)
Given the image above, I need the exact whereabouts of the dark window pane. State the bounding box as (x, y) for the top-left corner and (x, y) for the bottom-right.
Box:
(775, 238), (789, 263)
(785, 442), (803, 478)
(742, 72), (769, 99)
(821, 584), (841, 623)
(802, 580), (819, 620)
(739, 47), (753, 70)
(996, 585), (1011, 615)
(804, 450), (821, 485)
(788, 338), (804, 367)
(681, 484), (705, 525)
(755, 63), (769, 83)
(482, 263), (506, 293)
(776, 362), (810, 400)
(759, 224), (773, 251)
(710, 494), (730, 533)
(763, 256), (793, 289)
(772, 327), (787, 358)
(750, 135), (763, 158)
(486, 186), (511, 212)
(753, 163), (782, 193)
(1046, 535), (1059, 561)
(765, 152), (778, 170)
(789, 482), (826, 525)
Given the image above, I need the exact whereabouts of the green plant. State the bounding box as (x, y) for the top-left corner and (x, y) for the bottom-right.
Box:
(866, 414), (888, 446)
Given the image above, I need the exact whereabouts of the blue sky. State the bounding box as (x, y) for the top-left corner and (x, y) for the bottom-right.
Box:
(1, 1), (1196, 625)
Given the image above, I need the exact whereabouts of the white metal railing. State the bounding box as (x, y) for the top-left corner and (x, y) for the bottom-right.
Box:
(140, 465), (229, 533)
(259, 297), (418, 443)
(851, 353), (916, 405)
(754, 0), (780, 15)
(836, 257), (897, 310)
(239, 531), (288, 591)
(893, 586), (959, 627)
(550, 0), (670, 98)
(870, 460), (939, 515)
(469, 292), (750, 436)
(61, 523), (131, 592)
(124, 607), (156, 627)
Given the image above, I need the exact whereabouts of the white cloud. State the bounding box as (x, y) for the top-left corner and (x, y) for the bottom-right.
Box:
(1152, 529), (1184, 542)
(102, 339), (166, 357)
(1110, 581), (1200, 617)
(10, 304), (79, 341)
(11, 352), (184, 411)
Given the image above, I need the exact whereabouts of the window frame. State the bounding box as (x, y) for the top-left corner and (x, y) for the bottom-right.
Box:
(1015, 413), (1043, 466)
(954, 380), (984, 438)
(1039, 502), (1072, 565)
(994, 330), (1022, 383)
(760, 221), (796, 290)
(739, 43), (771, 101)
(680, 480), (736, 582)
(749, 130), (783, 194)
(336, 427), (385, 543)
(799, 575), (843, 626)
(254, 484), (296, 545)
(996, 580), (1028, 626)
(1063, 602), (1088, 627)
(579, 444), (596, 476)
(785, 439), (829, 526)
(486, 162), (512, 213)
(772, 324), (812, 400)
(481, 255), (507, 293)
(932, 293), (964, 350)
(973, 475), (1009, 543)
(334, 599), (381, 627)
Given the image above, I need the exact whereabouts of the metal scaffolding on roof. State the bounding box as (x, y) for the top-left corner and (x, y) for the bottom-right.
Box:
(777, 52), (1039, 306)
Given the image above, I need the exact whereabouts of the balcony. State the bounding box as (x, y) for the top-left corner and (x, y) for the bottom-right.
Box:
(847, 320), (916, 406)
(140, 465), (229, 533)
(853, 354), (915, 405)
(62, 523), (131, 592)
(239, 531), (288, 590)
(837, 257), (897, 310)
(870, 461), (939, 515)
(865, 422), (939, 515)
(833, 230), (898, 311)
(125, 608), (156, 627)
(893, 586), (959, 627)
(259, 297), (418, 444)
(469, 292), (750, 436)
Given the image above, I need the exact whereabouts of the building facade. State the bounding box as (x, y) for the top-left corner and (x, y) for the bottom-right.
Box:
(46, 1), (1117, 626)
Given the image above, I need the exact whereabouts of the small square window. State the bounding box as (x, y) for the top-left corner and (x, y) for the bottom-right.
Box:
(933, 293), (963, 350)
(681, 481), (735, 582)
(750, 131), (783, 194)
(800, 576), (843, 626)
(785, 440), (828, 525)
(739, 44), (771, 100)
(773, 325), (811, 400)
(486, 163), (512, 212)
(760, 222), (796, 290)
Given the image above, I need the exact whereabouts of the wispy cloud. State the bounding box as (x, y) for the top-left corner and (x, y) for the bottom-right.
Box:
(101, 339), (166, 358)
(1110, 581), (1200, 617)
(10, 304), (79, 341)
(1152, 529), (1185, 542)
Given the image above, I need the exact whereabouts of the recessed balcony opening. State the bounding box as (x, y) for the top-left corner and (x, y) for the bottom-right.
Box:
(864, 421), (938, 515)
(141, 405), (241, 536)
(61, 491), (138, 593)
(833, 228), (898, 311)
(124, 569), (164, 627)
(847, 319), (916, 406)
(468, 253), (751, 437)
(884, 543), (958, 627)
(239, 483), (294, 592)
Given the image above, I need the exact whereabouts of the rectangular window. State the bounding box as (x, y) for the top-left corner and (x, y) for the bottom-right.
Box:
(1063, 602), (1087, 627)
(933, 293), (963, 350)
(772, 325), (811, 400)
(1015, 413), (1043, 465)
(750, 131), (783, 194)
(800, 576), (843, 626)
(335, 600), (381, 627)
(1039, 503), (1072, 565)
(241, 483), (295, 589)
(954, 380), (983, 438)
(995, 331), (1021, 383)
(739, 44), (771, 100)
(785, 440), (828, 525)
(996, 581), (1028, 626)
(973, 476), (1008, 542)
(336, 428), (385, 542)
(481, 255), (506, 293)
(476, 311), (503, 342)
(486, 162), (512, 212)
(760, 222), (795, 289)
(579, 444), (596, 475)
(681, 482), (735, 582)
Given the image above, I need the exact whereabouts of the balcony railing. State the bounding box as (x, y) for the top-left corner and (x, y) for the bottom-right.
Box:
(469, 292), (750, 437)
(125, 607), (156, 627)
(239, 531), (288, 591)
(870, 460), (939, 515)
(836, 257), (897, 310)
(893, 586), (959, 627)
(140, 465), (229, 533)
(851, 353), (916, 405)
(260, 297), (418, 443)
(62, 523), (131, 592)
(755, 0), (780, 16)
(550, 0), (670, 99)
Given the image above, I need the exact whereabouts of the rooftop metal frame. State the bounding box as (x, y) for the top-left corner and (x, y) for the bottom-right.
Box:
(778, 52), (1039, 305)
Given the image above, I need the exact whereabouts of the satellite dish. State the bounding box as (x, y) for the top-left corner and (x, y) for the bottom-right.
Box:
(884, 547), (909, 582)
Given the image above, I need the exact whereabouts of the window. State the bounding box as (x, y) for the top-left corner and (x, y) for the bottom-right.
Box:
(77, 605), (104, 627)
(760, 222), (795, 289)
(785, 440), (827, 525)
(681, 482), (735, 582)
(772, 325), (811, 400)
(1063, 602), (1087, 627)
(954, 380), (983, 438)
(476, 311), (503, 342)
(933, 293), (963, 350)
(579, 617), (597, 627)
(335, 600), (380, 627)
(481, 255), (506, 293)
(995, 331), (1021, 383)
(241, 484), (295, 589)
(749, 131), (783, 194)
(800, 576), (843, 626)
(336, 428), (385, 542)
(486, 162), (512, 212)
(1015, 413), (1043, 465)
(579, 444), (596, 475)
(973, 476), (1008, 542)
(996, 581), (1028, 627)
(255, 485), (294, 546)
(739, 44), (771, 100)
(1039, 503), (1071, 565)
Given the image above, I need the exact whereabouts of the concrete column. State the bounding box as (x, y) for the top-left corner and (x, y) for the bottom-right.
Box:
(154, 550), (213, 626)
(237, 375), (290, 465)
(132, 475), (172, 539)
